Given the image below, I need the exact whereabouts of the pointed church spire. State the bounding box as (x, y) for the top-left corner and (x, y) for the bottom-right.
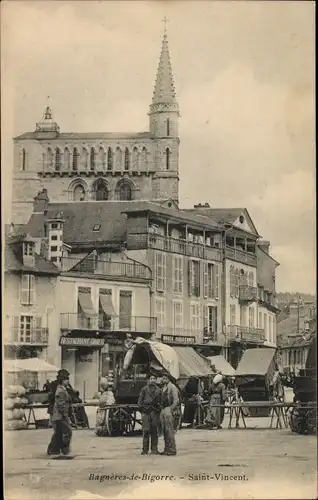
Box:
(151, 20), (178, 109)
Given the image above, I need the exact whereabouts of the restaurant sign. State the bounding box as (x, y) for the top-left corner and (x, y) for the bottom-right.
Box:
(59, 336), (105, 347)
(161, 335), (195, 344)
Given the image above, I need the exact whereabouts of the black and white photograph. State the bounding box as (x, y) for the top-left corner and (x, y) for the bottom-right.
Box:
(2, 1), (316, 499)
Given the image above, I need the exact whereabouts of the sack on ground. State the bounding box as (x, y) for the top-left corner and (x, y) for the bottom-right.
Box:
(5, 410), (14, 421)
(12, 397), (23, 409)
(5, 398), (15, 410)
(5, 419), (28, 431)
(12, 408), (25, 420)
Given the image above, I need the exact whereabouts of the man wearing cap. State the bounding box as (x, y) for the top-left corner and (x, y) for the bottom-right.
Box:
(160, 374), (180, 456)
(138, 373), (162, 455)
(47, 369), (71, 455)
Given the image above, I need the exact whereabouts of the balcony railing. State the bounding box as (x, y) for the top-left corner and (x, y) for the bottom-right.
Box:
(60, 313), (157, 334)
(147, 234), (222, 261)
(239, 285), (258, 303)
(225, 246), (257, 266)
(227, 325), (265, 343)
(62, 257), (152, 280)
(6, 327), (49, 345)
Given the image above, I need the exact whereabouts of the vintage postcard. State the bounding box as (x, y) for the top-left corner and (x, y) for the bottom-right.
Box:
(2, 1), (316, 499)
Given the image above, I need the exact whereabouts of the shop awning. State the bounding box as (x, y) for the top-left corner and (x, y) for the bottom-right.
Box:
(235, 348), (276, 377)
(78, 290), (95, 315)
(206, 355), (235, 376)
(173, 346), (212, 379)
(99, 294), (115, 316)
(6, 358), (59, 373)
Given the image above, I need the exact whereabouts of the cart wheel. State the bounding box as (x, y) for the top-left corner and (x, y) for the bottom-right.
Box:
(106, 408), (125, 436)
(124, 409), (136, 435)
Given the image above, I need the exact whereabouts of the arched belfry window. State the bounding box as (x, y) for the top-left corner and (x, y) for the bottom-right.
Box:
(55, 148), (61, 171)
(124, 147), (130, 171)
(132, 147), (139, 170)
(99, 147), (105, 169)
(82, 148), (88, 170)
(116, 181), (133, 201)
(107, 148), (113, 171)
(72, 148), (78, 171)
(73, 184), (86, 201)
(165, 147), (170, 170)
(47, 147), (53, 169)
(141, 147), (148, 170)
(64, 148), (70, 170)
(90, 147), (96, 171)
(166, 118), (170, 137)
(95, 180), (109, 201)
(22, 148), (26, 171)
(115, 147), (122, 170)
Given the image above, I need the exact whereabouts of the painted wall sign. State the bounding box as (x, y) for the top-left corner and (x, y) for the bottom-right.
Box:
(161, 335), (196, 344)
(59, 337), (105, 347)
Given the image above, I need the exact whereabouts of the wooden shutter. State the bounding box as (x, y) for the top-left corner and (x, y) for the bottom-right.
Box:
(214, 265), (219, 299)
(30, 275), (35, 303)
(20, 275), (29, 304)
(188, 260), (193, 296)
(203, 263), (208, 298)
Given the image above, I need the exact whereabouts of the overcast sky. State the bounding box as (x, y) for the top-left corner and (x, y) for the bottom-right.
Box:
(1, 1), (315, 294)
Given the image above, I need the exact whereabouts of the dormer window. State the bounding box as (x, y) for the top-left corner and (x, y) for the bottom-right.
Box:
(23, 242), (34, 257)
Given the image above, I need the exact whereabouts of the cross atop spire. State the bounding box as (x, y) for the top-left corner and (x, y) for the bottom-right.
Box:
(151, 23), (178, 108)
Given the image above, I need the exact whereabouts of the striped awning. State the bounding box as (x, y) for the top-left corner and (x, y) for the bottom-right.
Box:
(99, 294), (115, 316)
(78, 290), (95, 315)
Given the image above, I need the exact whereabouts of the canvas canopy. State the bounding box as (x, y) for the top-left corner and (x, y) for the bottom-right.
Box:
(207, 355), (235, 376)
(12, 358), (59, 373)
(4, 360), (27, 373)
(123, 338), (180, 380)
(235, 348), (276, 377)
(173, 347), (212, 379)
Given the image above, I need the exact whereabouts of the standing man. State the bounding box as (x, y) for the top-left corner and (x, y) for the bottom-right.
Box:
(47, 369), (70, 455)
(137, 373), (162, 455)
(51, 371), (73, 458)
(160, 374), (180, 456)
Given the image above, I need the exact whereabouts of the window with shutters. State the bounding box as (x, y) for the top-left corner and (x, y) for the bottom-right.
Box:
(188, 260), (200, 297)
(235, 269), (240, 297)
(173, 301), (183, 335)
(173, 255), (183, 294)
(268, 316), (272, 342)
(258, 311), (263, 329)
(19, 315), (33, 342)
(264, 313), (268, 336)
(17, 315), (42, 343)
(230, 304), (236, 325)
(20, 274), (35, 305)
(204, 305), (217, 339)
(249, 307), (255, 327)
(190, 302), (200, 336)
(155, 298), (166, 333)
(248, 271), (254, 287)
(214, 265), (220, 298)
(156, 252), (166, 292)
(229, 266), (235, 297)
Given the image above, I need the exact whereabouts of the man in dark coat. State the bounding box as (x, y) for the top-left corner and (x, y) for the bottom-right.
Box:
(138, 374), (162, 455)
(47, 369), (71, 455)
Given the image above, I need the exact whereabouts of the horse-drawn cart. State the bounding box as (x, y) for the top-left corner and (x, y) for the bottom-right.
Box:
(96, 338), (214, 435)
(96, 338), (180, 436)
(234, 348), (284, 417)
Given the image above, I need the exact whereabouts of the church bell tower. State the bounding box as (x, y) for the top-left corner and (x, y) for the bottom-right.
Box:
(149, 19), (180, 205)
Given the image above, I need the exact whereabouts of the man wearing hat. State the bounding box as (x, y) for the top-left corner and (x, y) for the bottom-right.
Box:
(137, 373), (162, 455)
(47, 369), (72, 455)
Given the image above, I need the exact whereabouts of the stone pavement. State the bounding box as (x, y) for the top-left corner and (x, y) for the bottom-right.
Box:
(4, 415), (317, 500)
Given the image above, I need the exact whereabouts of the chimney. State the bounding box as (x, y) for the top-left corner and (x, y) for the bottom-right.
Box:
(33, 188), (49, 213)
(258, 239), (270, 254)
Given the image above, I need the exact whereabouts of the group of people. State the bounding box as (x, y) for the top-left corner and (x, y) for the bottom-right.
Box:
(138, 373), (179, 456)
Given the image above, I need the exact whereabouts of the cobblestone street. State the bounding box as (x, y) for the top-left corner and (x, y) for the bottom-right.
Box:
(5, 416), (317, 500)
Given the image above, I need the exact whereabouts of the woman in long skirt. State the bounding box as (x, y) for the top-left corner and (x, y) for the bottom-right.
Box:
(206, 374), (227, 429)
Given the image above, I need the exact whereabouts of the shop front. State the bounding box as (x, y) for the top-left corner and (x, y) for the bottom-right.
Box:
(60, 335), (105, 399)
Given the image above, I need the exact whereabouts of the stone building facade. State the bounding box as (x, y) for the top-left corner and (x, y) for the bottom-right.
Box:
(12, 33), (180, 225)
